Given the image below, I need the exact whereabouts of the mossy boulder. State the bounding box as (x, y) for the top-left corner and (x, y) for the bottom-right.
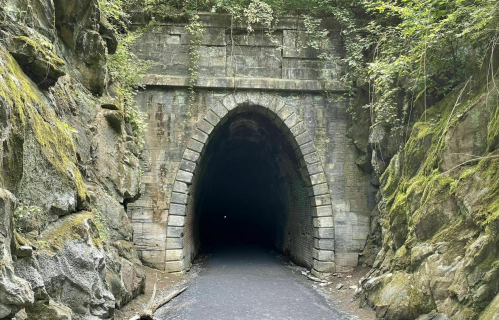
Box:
(364, 271), (435, 320)
(7, 36), (66, 89)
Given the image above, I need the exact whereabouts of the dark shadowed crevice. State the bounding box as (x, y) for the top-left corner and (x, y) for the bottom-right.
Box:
(183, 110), (314, 269)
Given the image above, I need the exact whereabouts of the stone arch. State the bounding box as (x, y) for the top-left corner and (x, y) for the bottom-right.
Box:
(166, 92), (335, 277)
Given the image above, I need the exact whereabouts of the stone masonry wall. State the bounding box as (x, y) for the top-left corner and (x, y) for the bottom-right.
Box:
(128, 13), (372, 273)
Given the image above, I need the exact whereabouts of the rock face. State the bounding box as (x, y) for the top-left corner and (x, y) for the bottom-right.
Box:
(53, 0), (116, 94)
(0, 0), (145, 319)
(357, 53), (499, 319)
(0, 190), (34, 318)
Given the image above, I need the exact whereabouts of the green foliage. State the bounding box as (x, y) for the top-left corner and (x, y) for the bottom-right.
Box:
(360, 0), (499, 134)
(108, 31), (151, 142)
(185, 14), (204, 111)
(126, 0), (499, 139)
(14, 205), (43, 233)
(99, 0), (151, 143)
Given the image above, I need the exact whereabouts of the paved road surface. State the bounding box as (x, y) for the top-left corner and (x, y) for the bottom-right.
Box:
(156, 245), (355, 320)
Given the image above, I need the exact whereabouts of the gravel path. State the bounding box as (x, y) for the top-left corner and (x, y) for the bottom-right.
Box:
(156, 245), (356, 320)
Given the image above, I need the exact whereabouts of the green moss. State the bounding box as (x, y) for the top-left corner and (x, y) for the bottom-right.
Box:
(12, 36), (65, 70)
(38, 212), (103, 253)
(479, 292), (499, 320)
(393, 245), (411, 270)
(0, 48), (88, 202)
(455, 157), (499, 239)
(14, 231), (30, 247)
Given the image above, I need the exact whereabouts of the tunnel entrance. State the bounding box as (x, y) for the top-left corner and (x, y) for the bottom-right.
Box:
(184, 110), (315, 269)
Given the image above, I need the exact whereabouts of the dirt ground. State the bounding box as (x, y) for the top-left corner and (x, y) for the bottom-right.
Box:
(115, 254), (376, 320)
(305, 267), (376, 320)
(114, 260), (203, 320)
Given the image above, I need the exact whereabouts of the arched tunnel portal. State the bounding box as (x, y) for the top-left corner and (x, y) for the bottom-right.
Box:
(166, 94), (336, 276)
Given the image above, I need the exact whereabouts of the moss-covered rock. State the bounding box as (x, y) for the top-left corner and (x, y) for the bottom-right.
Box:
(0, 1), (144, 319)
(7, 36), (66, 89)
(360, 50), (499, 319)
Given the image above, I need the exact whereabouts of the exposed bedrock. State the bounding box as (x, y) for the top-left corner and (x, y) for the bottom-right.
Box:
(0, 0), (144, 319)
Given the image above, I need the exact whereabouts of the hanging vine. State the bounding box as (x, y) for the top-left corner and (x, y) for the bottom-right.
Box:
(185, 14), (204, 114)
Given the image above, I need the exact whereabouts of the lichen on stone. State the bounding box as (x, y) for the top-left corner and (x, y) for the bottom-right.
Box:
(37, 212), (102, 254)
(362, 61), (499, 319)
(0, 47), (89, 204)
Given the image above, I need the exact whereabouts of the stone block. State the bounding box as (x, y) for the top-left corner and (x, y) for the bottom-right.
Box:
(210, 101), (229, 118)
(171, 192), (188, 205)
(283, 30), (320, 59)
(197, 14), (232, 28)
(304, 152), (320, 165)
(221, 94), (237, 111)
(192, 128), (209, 143)
(169, 203), (186, 216)
(173, 181), (189, 194)
(165, 26), (189, 35)
(310, 183), (329, 197)
(198, 47), (227, 77)
(314, 205), (333, 217)
(298, 141), (315, 156)
(183, 149), (200, 163)
(284, 112), (299, 129)
(141, 250), (166, 270)
(165, 249), (184, 261)
(282, 59), (340, 80)
(313, 249), (335, 261)
(310, 194), (332, 207)
(181, 28), (226, 46)
(274, 16), (308, 30)
(335, 253), (359, 271)
(166, 237), (184, 249)
(304, 162), (322, 176)
(167, 227), (184, 238)
(290, 121), (307, 138)
(314, 238), (335, 250)
(276, 106), (293, 122)
(131, 208), (155, 223)
(313, 259), (335, 273)
(331, 200), (350, 212)
(313, 217), (334, 228)
(353, 224), (369, 240)
(230, 34), (282, 47)
(168, 215), (185, 227)
(310, 172), (327, 186)
(204, 110), (221, 127)
(187, 139), (204, 153)
(133, 223), (167, 251)
(165, 260), (183, 273)
(310, 268), (326, 279)
(227, 47), (282, 78)
(176, 170), (193, 184)
(197, 119), (214, 135)
(268, 97), (286, 114)
(258, 94), (275, 109)
(314, 227), (335, 239)
(295, 131), (312, 146)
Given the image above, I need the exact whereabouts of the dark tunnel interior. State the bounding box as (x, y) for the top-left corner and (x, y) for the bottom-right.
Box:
(185, 109), (314, 267)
